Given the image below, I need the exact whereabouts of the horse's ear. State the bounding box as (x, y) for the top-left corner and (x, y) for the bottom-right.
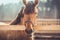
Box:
(23, 0), (26, 5)
(34, 0), (38, 6)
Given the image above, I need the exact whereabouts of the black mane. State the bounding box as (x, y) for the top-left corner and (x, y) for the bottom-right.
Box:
(24, 1), (35, 14)
(10, 7), (24, 25)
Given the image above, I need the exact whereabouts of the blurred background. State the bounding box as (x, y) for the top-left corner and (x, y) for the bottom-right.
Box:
(0, 0), (60, 22)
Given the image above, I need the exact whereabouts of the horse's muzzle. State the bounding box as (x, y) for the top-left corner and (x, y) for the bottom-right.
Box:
(25, 29), (33, 34)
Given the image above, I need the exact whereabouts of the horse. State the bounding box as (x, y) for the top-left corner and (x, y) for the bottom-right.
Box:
(10, 0), (38, 34)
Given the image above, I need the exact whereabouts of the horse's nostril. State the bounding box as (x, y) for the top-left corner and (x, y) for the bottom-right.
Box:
(25, 29), (33, 34)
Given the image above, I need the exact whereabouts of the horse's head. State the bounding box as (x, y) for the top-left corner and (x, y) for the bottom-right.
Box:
(23, 0), (38, 14)
(22, 0), (38, 34)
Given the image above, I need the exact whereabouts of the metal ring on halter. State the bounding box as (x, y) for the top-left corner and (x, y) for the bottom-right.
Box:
(24, 20), (34, 27)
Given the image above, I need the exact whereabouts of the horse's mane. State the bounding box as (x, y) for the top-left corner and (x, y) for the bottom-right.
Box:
(24, 1), (35, 14)
(10, 7), (24, 25)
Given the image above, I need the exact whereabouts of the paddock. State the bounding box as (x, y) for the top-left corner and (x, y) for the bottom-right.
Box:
(0, 19), (60, 40)
(0, 25), (60, 40)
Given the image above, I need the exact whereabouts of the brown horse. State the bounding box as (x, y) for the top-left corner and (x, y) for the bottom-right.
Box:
(10, 0), (38, 34)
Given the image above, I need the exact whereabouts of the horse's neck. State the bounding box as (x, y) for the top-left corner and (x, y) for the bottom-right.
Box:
(17, 18), (24, 25)
(10, 7), (24, 25)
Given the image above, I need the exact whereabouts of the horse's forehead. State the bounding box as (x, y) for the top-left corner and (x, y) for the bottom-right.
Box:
(23, 6), (38, 14)
(27, 1), (34, 4)
(26, 1), (34, 6)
